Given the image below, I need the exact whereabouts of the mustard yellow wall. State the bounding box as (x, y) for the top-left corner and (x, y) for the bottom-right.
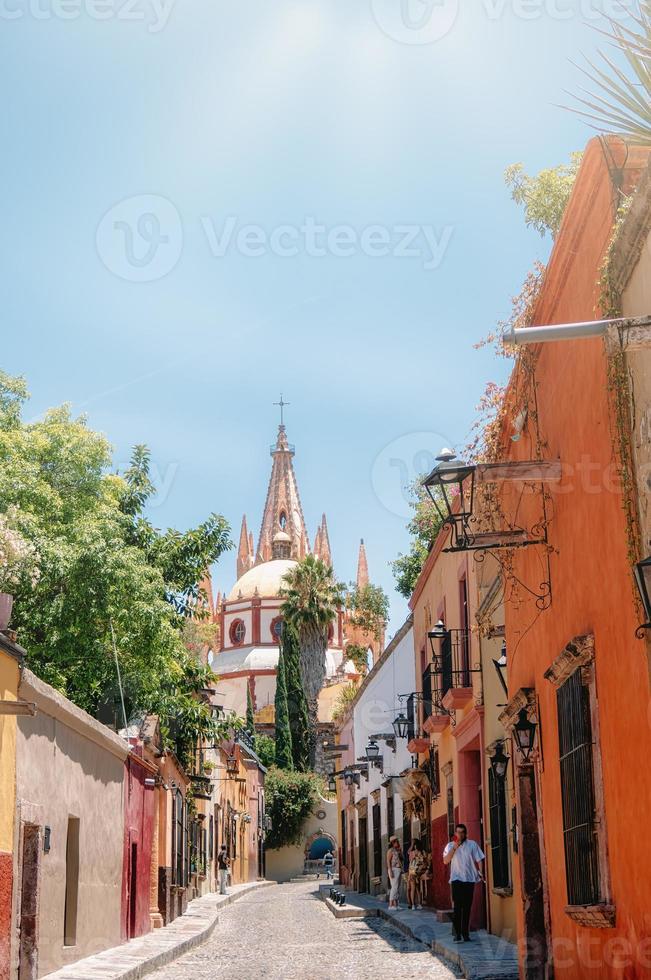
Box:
(0, 651), (20, 853)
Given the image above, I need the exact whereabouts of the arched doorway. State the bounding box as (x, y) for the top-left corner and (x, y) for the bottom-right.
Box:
(307, 835), (335, 861)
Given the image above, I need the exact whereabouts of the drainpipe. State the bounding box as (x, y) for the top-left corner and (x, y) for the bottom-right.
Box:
(502, 314), (651, 346)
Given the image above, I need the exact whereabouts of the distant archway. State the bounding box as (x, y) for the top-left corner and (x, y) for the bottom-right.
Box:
(305, 832), (336, 861)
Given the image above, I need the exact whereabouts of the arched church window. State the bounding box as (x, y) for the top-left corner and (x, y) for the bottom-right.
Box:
(270, 617), (283, 643)
(229, 619), (246, 646)
(279, 512), (287, 530)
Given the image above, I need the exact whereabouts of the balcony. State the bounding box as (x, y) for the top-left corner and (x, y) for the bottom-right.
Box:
(423, 630), (482, 726)
(406, 693), (430, 754)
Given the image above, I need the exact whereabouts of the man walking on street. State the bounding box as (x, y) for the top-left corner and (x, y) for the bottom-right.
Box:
(217, 845), (230, 895)
(443, 823), (485, 943)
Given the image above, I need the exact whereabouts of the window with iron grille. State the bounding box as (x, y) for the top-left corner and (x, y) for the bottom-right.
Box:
(488, 768), (510, 889)
(172, 790), (185, 886)
(372, 803), (382, 878)
(406, 694), (416, 742)
(422, 667), (433, 722)
(387, 794), (394, 838)
(340, 809), (347, 863)
(557, 669), (600, 906)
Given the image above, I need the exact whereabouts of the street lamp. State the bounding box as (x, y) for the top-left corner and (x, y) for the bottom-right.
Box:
(226, 754), (238, 776)
(427, 619), (448, 657)
(365, 739), (380, 761)
(392, 713), (409, 740)
(423, 450), (476, 550)
(513, 708), (537, 762)
(634, 556), (651, 635)
(327, 775), (337, 794)
(489, 742), (509, 780)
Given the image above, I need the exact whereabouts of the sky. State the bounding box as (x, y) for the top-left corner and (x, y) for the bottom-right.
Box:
(0, 0), (630, 632)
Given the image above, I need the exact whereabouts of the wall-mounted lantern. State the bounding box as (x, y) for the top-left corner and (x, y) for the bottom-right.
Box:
(392, 713), (409, 740)
(423, 450), (476, 550)
(513, 708), (537, 763)
(489, 742), (509, 781)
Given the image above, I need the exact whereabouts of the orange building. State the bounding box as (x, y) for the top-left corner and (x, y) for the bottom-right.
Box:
(495, 138), (651, 978)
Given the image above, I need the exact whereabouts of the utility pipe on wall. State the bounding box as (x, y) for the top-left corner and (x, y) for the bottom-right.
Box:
(502, 314), (651, 346)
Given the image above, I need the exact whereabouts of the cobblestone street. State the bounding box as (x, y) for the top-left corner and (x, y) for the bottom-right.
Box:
(150, 882), (461, 980)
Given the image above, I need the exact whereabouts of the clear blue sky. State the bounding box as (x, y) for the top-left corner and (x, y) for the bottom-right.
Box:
(0, 1), (621, 631)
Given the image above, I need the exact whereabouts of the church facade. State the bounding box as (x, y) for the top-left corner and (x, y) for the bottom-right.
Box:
(203, 422), (382, 726)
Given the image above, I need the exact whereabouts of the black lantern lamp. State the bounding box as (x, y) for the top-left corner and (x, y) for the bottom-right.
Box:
(392, 712), (409, 740)
(343, 767), (353, 787)
(423, 450), (476, 550)
(366, 739), (380, 762)
(513, 708), (537, 762)
(634, 556), (651, 635)
(226, 754), (238, 776)
(427, 619), (448, 657)
(490, 742), (509, 780)
(327, 775), (337, 794)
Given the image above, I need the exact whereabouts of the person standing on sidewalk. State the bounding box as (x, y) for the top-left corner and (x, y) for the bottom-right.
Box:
(217, 845), (230, 895)
(442, 823), (485, 942)
(386, 836), (403, 910)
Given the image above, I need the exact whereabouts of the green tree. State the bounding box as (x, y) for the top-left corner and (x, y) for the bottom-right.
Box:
(346, 582), (389, 642)
(252, 732), (275, 769)
(282, 623), (310, 772)
(246, 682), (255, 732)
(280, 556), (344, 767)
(390, 481), (445, 599)
(265, 766), (320, 850)
(344, 642), (371, 675)
(273, 640), (294, 770)
(504, 152), (582, 239)
(0, 372), (233, 761)
(569, 2), (651, 145)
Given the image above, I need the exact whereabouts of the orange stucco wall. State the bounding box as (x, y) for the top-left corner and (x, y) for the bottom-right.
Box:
(503, 138), (651, 978)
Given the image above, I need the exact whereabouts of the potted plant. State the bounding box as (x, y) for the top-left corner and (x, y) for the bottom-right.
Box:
(0, 509), (39, 630)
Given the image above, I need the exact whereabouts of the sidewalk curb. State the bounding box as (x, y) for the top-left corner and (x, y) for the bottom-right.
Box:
(45, 881), (276, 980)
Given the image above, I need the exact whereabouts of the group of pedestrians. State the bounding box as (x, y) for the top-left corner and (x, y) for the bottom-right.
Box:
(386, 822), (485, 943)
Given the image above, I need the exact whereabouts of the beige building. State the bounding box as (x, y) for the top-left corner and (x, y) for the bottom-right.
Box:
(12, 669), (128, 979)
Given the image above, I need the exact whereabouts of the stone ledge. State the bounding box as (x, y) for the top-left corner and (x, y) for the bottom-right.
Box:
(43, 881), (275, 980)
(565, 903), (616, 928)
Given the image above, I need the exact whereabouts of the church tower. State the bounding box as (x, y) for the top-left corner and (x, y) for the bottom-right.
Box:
(255, 424), (311, 564)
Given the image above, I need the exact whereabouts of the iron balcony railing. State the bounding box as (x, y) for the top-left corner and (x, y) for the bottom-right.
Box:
(422, 629), (481, 721)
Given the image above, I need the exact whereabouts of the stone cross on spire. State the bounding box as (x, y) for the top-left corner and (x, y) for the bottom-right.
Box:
(273, 394), (290, 427)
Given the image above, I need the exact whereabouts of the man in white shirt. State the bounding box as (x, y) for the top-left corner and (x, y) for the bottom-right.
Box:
(442, 823), (485, 942)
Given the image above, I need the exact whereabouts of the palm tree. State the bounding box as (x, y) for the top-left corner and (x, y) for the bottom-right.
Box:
(280, 555), (345, 766)
(569, 3), (651, 144)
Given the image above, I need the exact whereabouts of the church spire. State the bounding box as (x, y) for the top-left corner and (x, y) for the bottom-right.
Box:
(356, 538), (369, 589)
(315, 514), (332, 567)
(256, 424), (310, 564)
(237, 515), (254, 579)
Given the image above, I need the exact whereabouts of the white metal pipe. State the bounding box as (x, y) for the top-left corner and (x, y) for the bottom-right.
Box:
(503, 314), (651, 346)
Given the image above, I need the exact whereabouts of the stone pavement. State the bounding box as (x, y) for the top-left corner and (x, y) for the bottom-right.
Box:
(148, 880), (461, 979)
(44, 880), (274, 980)
(319, 885), (519, 980)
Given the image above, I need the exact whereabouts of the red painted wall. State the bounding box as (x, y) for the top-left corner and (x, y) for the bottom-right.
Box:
(121, 751), (155, 941)
(0, 852), (12, 980)
(503, 138), (651, 978)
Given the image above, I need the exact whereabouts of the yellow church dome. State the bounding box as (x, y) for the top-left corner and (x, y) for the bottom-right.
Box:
(227, 558), (297, 601)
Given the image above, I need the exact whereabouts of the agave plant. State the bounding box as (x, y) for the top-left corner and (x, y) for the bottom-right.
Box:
(569, 2), (651, 144)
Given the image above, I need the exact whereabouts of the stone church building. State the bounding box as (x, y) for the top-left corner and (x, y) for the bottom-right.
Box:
(201, 421), (383, 727)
